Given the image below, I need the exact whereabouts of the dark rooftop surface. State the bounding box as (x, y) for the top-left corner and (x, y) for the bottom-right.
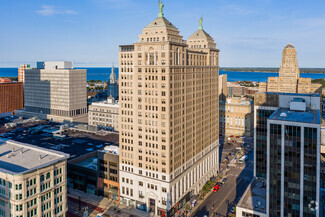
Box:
(0, 120), (118, 159)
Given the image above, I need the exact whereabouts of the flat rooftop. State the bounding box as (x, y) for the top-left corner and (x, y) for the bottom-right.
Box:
(264, 92), (320, 97)
(268, 108), (320, 124)
(0, 139), (69, 174)
(77, 157), (98, 170)
(237, 178), (266, 213)
(0, 120), (119, 159)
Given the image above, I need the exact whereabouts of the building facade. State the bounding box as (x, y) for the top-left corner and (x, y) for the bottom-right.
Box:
(219, 97), (254, 137)
(219, 74), (227, 101)
(16, 61), (88, 123)
(97, 146), (119, 201)
(107, 66), (119, 100)
(118, 4), (219, 216)
(18, 64), (31, 83)
(259, 44), (322, 94)
(0, 82), (23, 114)
(0, 139), (69, 217)
(88, 96), (119, 131)
(68, 151), (98, 195)
(240, 93), (321, 217)
(267, 96), (320, 217)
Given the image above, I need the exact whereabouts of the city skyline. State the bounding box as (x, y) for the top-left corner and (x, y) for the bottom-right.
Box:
(1, 0), (325, 67)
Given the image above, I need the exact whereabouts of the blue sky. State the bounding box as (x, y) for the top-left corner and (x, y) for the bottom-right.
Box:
(1, 0), (325, 67)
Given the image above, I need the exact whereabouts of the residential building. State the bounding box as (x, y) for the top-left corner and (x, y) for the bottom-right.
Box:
(97, 146), (119, 201)
(219, 74), (227, 101)
(88, 96), (119, 131)
(18, 64), (31, 82)
(118, 4), (219, 216)
(16, 61), (88, 123)
(0, 82), (23, 114)
(246, 92), (321, 217)
(107, 65), (119, 100)
(219, 97), (254, 138)
(259, 44), (322, 94)
(0, 139), (69, 217)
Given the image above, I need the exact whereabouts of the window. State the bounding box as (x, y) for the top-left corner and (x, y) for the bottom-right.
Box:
(40, 175), (44, 182)
(15, 184), (22, 190)
(16, 204), (23, 211)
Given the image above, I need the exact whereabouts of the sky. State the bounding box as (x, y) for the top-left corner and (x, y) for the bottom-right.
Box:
(1, 0), (325, 68)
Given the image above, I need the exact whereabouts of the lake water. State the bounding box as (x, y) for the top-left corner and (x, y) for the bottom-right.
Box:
(1, 67), (325, 82)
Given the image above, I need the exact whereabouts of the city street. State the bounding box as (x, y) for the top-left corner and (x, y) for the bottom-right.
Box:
(190, 141), (254, 217)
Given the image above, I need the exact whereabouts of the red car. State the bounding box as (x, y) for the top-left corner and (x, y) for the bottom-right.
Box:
(213, 185), (220, 192)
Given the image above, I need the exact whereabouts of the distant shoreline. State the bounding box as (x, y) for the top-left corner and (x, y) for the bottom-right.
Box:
(220, 67), (325, 74)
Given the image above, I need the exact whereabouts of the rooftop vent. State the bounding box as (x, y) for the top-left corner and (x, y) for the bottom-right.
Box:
(280, 112), (287, 118)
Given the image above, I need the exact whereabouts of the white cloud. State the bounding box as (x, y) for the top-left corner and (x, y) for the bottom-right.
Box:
(36, 5), (78, 16)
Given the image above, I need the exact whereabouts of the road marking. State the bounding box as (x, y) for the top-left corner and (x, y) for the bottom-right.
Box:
(209, 177), (243, 217)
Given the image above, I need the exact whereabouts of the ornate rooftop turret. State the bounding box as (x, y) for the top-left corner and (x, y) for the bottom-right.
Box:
(187, 17), (216, 49)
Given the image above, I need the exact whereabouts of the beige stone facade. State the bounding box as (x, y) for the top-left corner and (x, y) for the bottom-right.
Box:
(88, 96), (119, 131)
(220, 97), (254, 137)
(0, 139), (69, 217)
(259, 44), (322, 94)
(219, 74), (228, 101)
(118, 7), (219, 216)
(17, 61), (88, 123)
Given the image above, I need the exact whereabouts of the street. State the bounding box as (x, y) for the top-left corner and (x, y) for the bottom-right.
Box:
(190, 140), (254, 217)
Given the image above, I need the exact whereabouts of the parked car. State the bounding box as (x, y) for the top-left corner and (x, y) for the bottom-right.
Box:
(213, 184), (220, 192)
(222, 178), (227, 183)
(216, 182), (223, 187)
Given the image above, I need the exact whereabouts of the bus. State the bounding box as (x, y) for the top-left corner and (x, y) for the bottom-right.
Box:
(239, 155), (248, 163)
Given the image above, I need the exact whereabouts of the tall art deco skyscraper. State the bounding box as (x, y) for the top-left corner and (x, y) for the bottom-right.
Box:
(118, 2), (219, 216)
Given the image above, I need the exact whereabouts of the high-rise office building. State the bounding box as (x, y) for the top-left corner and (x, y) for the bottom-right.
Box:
(16, 61), (88, 123)
(259, 44), (322, 94)
(118, 3), (219, 216)
(238, 93), (321, 217)
(267, 96), (321, 217)
(0, 139), (69, 217)
(107, 65), (119, 100)
(18, 64), (31, 82)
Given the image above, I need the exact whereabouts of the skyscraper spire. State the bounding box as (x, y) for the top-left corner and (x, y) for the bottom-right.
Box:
(110, 64), (117, 84)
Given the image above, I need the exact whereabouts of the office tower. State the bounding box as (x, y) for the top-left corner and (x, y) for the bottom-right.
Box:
(16, 61), (88, 123)
(88, 96), (119, 131)
(218, 74), (227, 101)
(254, 92), (279, 178)
(267, 95), (320, 217)
(238, 93), (321, 217)
(18, 64), (31, 82)
(219, 97), (254, 137)
(0, 82), (23, 114)
(118, 3), (219, 216)
(0, 139), (69, 217)
(107, 65), (119, 100)
(259, 44), (322, 94)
